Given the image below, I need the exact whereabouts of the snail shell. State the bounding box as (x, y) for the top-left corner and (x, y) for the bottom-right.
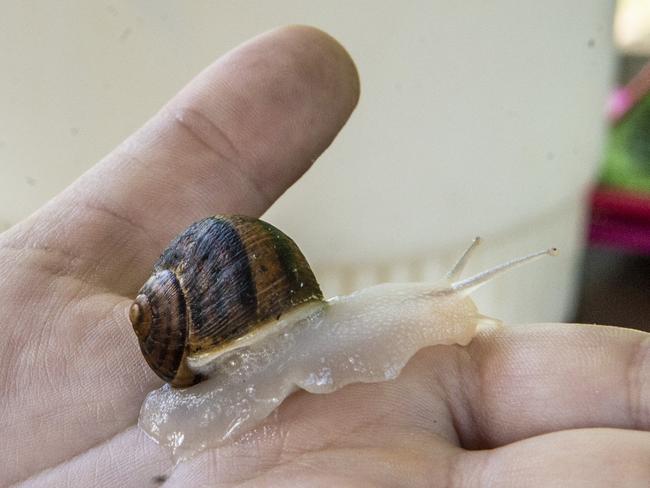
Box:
(129, 215), (324, 387)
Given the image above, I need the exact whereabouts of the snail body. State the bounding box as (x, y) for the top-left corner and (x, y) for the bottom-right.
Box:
(131, 215), (557, 460)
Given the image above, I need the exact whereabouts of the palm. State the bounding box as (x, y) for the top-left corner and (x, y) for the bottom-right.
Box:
(2, 27), (648, 488)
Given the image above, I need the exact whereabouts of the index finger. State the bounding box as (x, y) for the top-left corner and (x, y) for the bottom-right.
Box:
(446, 323), (650, 448)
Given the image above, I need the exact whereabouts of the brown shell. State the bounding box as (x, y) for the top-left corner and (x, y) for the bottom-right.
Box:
(129, 215), (324, 387)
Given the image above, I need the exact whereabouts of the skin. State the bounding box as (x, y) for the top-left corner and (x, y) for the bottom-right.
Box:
(0, 26), (648, 488)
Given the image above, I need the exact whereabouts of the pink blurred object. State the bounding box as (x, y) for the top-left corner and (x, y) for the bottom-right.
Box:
(607, 87), (633, 121)
(589, 186), (650, 254)
(607, 61), (650, 122)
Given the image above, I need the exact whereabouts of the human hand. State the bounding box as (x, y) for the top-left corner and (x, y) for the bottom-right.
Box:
(2, 26), (648, 488)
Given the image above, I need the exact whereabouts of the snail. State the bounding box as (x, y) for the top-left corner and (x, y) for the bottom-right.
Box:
(130, 215), (557, 461)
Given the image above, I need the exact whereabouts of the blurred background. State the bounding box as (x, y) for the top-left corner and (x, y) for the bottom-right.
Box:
(0, 1), (648, 331)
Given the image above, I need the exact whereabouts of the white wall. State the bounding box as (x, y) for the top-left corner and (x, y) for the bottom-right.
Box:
(0, 1), (616, 322)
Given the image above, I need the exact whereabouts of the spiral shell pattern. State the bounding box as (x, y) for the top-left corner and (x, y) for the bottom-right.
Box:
(130, 215), (324, 387)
